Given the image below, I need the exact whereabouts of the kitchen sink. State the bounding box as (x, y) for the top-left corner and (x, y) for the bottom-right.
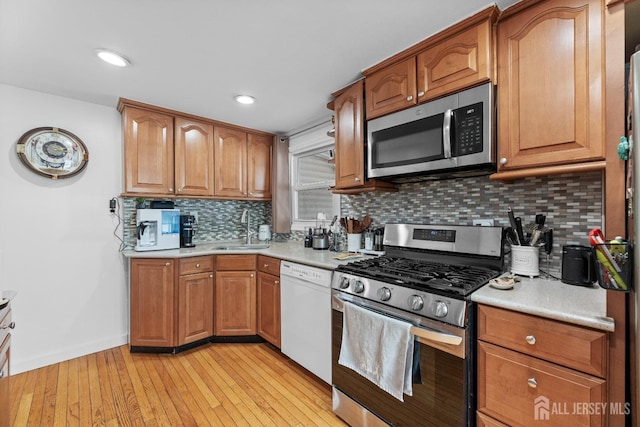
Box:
(209, 244), (270, 250)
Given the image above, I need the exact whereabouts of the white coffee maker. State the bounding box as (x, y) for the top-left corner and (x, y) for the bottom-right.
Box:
(135, 208), (181, 251)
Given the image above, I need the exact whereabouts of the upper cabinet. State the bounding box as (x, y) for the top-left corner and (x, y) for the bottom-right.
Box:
(491, 0), (606, 180)
(214, 127), (273, 200)
(364, 7), (497, 120)
(334, 80), (365, 190)
(122, 106), (175, 195)
(118, 99), (274, 200)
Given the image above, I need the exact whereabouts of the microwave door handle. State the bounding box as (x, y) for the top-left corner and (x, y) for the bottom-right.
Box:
(442, 109), (453, 159)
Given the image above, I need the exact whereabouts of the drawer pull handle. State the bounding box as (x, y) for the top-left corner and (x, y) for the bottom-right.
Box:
(525, 335), (536, 345)
(528, 378), (538, 388)
(1, 322), (15, 330)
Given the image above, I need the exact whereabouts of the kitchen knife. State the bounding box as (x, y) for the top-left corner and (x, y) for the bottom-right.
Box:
(507, 207), (520, 245)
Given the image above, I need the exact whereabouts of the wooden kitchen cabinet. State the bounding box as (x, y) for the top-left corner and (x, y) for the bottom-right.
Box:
(334, 80), (365, 190)
(174, 117), (214, 197)
(257, 255), (281, 347)
(177, 256), (214, 345)
(130, 258), (176, 347)
(492, 0), (605, 178)
(215, 255), (257, 335)
(214, 127), (272, 199)
(364, 7), (496, 120)
(121, 106), (175, 195)
(476, 304), (608, 426)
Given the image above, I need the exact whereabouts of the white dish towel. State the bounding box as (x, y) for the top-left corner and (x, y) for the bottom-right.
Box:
(338, 301), (414, 401)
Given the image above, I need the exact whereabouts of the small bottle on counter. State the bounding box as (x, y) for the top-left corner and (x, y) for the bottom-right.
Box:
(304, 228), (313, 248)
(374, 227), (384, 251)
(364, 229), (374, 251)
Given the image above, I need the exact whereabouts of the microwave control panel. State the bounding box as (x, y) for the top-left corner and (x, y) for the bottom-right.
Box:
(453, 102), (483, 157)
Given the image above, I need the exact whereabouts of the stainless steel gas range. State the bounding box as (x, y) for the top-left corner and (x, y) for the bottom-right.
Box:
(331, 223), (504, 426)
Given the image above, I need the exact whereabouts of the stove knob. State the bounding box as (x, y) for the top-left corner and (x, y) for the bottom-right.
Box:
(433, 301), (449, 318)
(377, 287), (392, 301)
(409, 295), (424, 311)
(339, 276), (350, 289)
(352, 280), (365, 294)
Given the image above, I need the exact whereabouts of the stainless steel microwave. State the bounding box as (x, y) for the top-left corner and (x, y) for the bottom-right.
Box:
(367, 82), (495, 180)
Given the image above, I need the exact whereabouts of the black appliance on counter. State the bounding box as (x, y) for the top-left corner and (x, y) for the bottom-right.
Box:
(331, 223), (504, 426)
(179, 215), (197, 248)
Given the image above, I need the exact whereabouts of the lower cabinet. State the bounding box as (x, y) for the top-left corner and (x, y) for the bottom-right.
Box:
(215, 255), (257, 336)
(130, 258), (176, 347)
(476, 304), (608, 427)
(177, 256), (214, 345)
(257, 255), (281, 347)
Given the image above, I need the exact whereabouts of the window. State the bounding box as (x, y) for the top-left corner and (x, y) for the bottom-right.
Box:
(289, 122), (340, 231)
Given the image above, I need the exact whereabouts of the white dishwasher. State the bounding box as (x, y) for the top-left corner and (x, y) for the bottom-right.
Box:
(280, 260), (333, 384)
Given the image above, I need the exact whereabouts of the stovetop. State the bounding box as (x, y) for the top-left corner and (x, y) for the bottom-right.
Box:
(336, 256), (499, 298)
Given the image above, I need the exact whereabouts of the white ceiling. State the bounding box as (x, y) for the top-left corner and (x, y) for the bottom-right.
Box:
(0, 0), (522, 135)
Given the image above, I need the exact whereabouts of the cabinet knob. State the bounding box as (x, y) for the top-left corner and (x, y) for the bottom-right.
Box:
(169, 188), (174, 192)
(274, 280), (279, 285)
(499, 158), (508, 165)
(1, 322), (15, 330)
(165, 262), (171, 267)
(525, 335), (536, 345)
(417, 91), (425, 97)
(177, 188), (182, 192)
(263, 264), (269, 268)
(196, 263), (200, 268)
(527, 378), (538, 388)
(355, 177), (360, 182)
(209, 274), (213, 278)
(250, 274), (254, 278)
(406, 95), (413, 102)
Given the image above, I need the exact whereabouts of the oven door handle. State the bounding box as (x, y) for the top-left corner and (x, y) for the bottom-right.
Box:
(410, 325), (462, 346)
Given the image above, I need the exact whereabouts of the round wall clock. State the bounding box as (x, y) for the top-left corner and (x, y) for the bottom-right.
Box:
(16, 127), (89, 179)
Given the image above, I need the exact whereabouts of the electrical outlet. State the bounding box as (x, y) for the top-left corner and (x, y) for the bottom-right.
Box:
(473, 219), (495, 226)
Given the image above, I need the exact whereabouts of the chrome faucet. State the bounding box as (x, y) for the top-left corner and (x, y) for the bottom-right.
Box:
(241, 208), (251, 244)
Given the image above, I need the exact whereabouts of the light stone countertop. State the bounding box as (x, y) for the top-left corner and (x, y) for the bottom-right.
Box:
(471, 276), (615, 332)
(122, 241), (614, 332)
(121, 240), (369, 270)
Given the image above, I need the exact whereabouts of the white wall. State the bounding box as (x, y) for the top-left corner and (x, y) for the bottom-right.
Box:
(0, 84), (128, 374)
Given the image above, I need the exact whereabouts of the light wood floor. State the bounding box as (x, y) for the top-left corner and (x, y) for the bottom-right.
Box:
(9, 343), (348, 426)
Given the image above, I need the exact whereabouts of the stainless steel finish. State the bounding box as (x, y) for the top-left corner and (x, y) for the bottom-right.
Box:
(240, 208), (251, 244)
(383, 223), (503, 258)
(332, 292), (465, 353)
(367, 82), (493, 179)
(528, 378), (538, 388)
(525, 335), (536, 345)
(406, 95), (413, 101)
(418, 91), (425, 97)
(332, 387), (389, 427)
(500, 157), (507, 164)
(443, 108), (452, 158)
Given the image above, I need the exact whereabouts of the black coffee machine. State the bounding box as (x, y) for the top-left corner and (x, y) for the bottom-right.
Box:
(179, 215), (197, 248)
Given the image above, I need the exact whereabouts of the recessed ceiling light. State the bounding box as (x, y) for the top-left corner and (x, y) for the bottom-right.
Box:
(94, 48), (131, 67)
(234, 95), (255, 105)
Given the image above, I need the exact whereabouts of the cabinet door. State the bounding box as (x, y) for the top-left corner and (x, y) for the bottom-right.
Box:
(247, 133), (272, 199)
(334, 80), (365, 189)
(0, 335), (9, 427)
(496, 0), (604, 171)
(257, 272), (280, 348)
(215, 271), (256, 335)
(174, 117), (214, 196)
(365, 57), (417, 119)
(214, 126), (247, 197)
(417, 18), (492, 102)
(123, 107), (175, 194)
(178, 272), (214, 345)
(130, 259), (176, 347)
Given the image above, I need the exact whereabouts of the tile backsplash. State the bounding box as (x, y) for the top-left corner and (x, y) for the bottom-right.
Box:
(121, 171), (604, 279)
(340, 172), (604, 278)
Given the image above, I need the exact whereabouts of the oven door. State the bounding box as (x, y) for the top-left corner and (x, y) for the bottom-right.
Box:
(331, 291), (474, 427)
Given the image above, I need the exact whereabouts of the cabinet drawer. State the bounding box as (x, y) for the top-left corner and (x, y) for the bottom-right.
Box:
(216, 254), (256, 271)
(477, 341), (605, 427)
(477, 305), (607, 377)
(0, 308), (12, 350)
(258, 255), (280, 276)
(179, 256), (214, 275)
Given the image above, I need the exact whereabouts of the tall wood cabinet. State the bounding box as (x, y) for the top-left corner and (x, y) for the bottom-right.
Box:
(492, 0), (605, 179)
(214, 255), (257, 336)
(257, 255), (281, 348)
(130, 258), (176, 347)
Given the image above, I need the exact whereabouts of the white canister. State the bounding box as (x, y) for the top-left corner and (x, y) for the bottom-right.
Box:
(258, 224), (272, 241)
(347, 233), (362, 252)
(510, 245), (540, 278)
